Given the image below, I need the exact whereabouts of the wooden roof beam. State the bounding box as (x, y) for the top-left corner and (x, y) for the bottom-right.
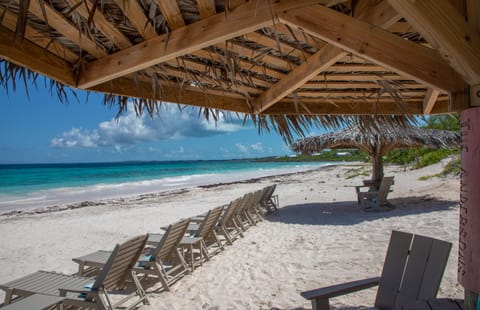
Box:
(423, 88), (440, 114)
(65, 0), (132, 49)
(252, 0), (401, 114)
(387, 0), (480, 85)
(197, 0), (216, 18)
(76, 0), (325, 89)
(113, 0), (157, 40)
(0, 25), (76, 86)
(0, 8), (78, 63)
(21, 0), (107, 59)
(279, 4), (467, 94)
(155, 0), (185, 30)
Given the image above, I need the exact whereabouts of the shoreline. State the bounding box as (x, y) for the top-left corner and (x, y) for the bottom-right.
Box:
(0, 163), (345, 217)
(0, 161), (461, 308)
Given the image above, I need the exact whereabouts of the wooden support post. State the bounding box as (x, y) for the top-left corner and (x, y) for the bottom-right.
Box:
(459, 107), (480, 310)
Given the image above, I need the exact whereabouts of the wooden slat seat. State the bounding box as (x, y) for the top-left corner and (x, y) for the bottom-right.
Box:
(0, 293), (64, 310)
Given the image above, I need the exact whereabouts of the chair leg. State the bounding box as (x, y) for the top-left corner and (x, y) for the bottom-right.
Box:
(312, 297), (330, 310)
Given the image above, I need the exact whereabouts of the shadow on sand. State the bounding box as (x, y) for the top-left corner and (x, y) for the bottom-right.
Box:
(265, 195), (458, 226)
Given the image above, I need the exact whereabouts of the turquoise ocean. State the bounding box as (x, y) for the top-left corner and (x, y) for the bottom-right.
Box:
(0, 160), (331, 213)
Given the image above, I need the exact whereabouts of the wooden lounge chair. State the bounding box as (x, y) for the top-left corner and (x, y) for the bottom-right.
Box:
(355, 176), (394, 211)
(259, 185), (279, 213)
(301, 230), (452, 310)
(186, 206), (225, 258)
(1, 234), (149, 310)
(74, 219), (190, 292)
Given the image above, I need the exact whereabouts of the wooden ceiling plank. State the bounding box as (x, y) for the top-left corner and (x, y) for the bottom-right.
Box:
(216, 41), (293, 72)
(21, 0), (107, 59)
(243, 31), (312, 61)
(197, 0), (216, 18)
(65, 0), (132, 49)
(422, 88), (440, 114)
(387, 0), (480, 84)
(279, 4), (467, 93)
(112, 0), (157, 40)
(253, 0), (402, 113)
(90, 77), (251, 113)
(155, 0), (186, 30)
(313, 73), (409, 81)
(268, 24), (324, 50)
(0, 25), (76, 86)
(0, 8), (78, 63)
(467, 0), (480, 33)
(267, 100), (425, 115)
(253, 46), (346, 113)
(77, 0), (324, 88)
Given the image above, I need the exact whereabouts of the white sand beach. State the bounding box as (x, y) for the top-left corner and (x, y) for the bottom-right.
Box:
(0, 160), (462, 309)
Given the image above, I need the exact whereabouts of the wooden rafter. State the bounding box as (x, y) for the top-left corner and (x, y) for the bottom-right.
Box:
(0, 7), (78, 63)
(252, 0), (401, 114)
(76, 0), (326, 89)
(197, 0), (216, 18)
(279, 4), (466, 93)
(423, 88), (440, 114)
(20, 0), (106, 59)
(155, 0), (185, 30)
(65, 0), (131, 49)
(387, 0), (480, 85)
(467, 0), (480, 33)
(252, 46), (345, 113)
(0, 25), (75, 86)
(113, 0), (157, 40)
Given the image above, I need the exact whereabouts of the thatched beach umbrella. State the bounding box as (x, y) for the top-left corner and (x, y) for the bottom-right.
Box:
(291, 121), (460, 182)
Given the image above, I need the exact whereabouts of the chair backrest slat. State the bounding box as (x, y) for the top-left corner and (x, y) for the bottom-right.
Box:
(153, 218), (190, 260)
(397, 235), (434, 307)
(93, 234), (148, 290)
(375, 230), (452, 309)
(377, 177), (394, 203)
(375, 231), (413, 309)
(416, 238), (452, 300)
(196, 206), (223, 239)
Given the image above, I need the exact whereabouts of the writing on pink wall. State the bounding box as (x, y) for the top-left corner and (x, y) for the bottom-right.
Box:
(459, 108), (480, 293)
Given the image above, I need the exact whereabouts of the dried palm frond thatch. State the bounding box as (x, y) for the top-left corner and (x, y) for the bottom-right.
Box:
(291, 117), (460, 181)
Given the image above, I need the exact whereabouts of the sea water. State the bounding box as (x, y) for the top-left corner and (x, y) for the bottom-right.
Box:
(0, 160), (331, 213)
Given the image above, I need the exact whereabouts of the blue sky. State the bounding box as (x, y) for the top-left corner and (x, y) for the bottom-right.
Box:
(0, 79), (323, 164)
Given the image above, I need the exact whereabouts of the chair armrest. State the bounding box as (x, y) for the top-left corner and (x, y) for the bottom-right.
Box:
(301, 277), (380, 300)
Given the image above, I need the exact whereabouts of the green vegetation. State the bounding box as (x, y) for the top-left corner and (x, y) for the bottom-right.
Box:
(256, 149), (369, 163)
(384, 148), (459, 169)
(417, 155), (461, 180)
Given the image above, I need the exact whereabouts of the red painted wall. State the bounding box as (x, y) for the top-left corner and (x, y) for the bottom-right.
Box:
(459, 108), (480, 293)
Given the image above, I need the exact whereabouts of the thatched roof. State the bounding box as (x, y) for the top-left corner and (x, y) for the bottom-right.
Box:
(0, 0), (478, 141)
(291, 120), (461, 156)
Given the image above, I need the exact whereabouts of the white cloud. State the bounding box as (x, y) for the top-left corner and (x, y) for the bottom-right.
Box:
(235, 142), (267, 156)
(51, 105), (245, 149)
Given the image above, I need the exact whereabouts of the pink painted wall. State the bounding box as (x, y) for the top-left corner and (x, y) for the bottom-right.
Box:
(459, 108), (480, 293)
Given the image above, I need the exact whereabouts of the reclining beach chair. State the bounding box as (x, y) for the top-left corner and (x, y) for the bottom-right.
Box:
(355, 176), (394, 211)
(259, 185), (279, 213)
(1, 234), (149, 310)
(74, 219), (190, 292)
(213, 198), (245, 245)
(185, 206), (225, 258)
(301, 230), (452, 310)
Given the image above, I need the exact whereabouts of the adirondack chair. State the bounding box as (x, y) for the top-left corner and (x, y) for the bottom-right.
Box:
(356, 176), (394, 211)
(0, 234), (149, 310)
(73, 219), (190, 292)
(301, 230), (452, 310)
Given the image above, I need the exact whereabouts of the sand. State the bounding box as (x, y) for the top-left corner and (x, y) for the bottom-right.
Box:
(0, 160), (462, 309)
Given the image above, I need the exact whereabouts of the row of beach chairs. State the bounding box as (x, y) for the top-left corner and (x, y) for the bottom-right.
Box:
(0, 185), (279, 310)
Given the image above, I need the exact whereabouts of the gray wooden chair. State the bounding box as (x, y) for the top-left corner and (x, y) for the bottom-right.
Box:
(356, 176), (395, 211)
(301, 230), (452, 310)
(0, 234), (149, 310)
(259, 184), (279, 213)
(186, 206), (225, 257)
(74, 218), (190, 292)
